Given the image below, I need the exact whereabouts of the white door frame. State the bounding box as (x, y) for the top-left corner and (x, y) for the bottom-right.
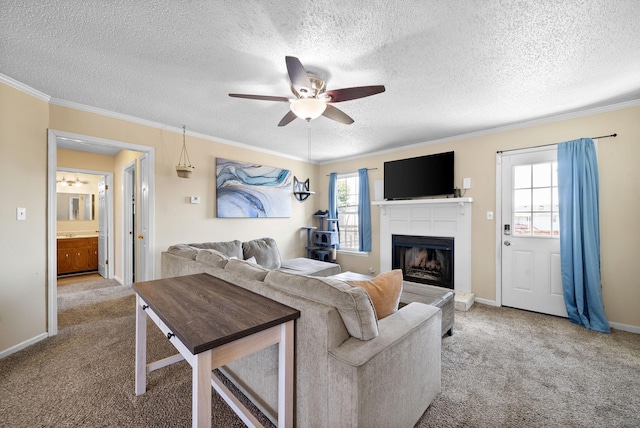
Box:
(57, 167), (114, 278)
(47, 129), (155, 336)
(123, 161), (136, 286)
(138, 153), (151, 281)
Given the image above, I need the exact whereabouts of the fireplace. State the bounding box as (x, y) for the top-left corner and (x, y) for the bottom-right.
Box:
(392, 234), (454, 289)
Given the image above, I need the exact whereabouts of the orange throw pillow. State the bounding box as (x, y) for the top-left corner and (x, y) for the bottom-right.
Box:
(348, 270), (403, 319)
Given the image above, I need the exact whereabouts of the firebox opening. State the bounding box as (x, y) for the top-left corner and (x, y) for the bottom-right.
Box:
(392, 235), (454, 289)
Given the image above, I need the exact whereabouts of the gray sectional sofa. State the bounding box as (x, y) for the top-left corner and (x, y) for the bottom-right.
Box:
(161, 238), (442, 427)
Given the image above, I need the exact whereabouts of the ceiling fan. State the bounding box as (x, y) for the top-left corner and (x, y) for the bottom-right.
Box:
(229, 56), (385, 126)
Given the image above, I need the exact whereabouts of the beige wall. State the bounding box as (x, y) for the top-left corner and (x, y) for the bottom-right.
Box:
(0, 84), (49, 352)
(320, 105), (640, 329)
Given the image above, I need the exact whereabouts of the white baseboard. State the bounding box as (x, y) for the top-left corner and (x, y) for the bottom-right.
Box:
(113, 275), (124, 285)
(609, 321), (640, 334)
(473, 297), (498, 306)
(0, 332), (48, 360)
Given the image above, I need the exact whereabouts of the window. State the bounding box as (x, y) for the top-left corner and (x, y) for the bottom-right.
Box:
(336, 172), (360, 251)
(513, 161), (559, 237)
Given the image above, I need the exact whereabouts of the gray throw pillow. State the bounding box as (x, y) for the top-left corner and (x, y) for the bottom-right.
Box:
(242, 237), (281, 269)
(190, 240), (243, 259)
(224, 258), (270, 281)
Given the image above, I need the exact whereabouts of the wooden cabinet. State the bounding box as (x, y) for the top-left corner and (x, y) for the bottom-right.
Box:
(57, 237), (99, 275)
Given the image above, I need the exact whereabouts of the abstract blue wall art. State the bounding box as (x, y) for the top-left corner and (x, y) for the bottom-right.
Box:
(216, 158), (292, 218)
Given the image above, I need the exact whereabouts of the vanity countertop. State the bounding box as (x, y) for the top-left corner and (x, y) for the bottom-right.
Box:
(57, 233), (99, 239)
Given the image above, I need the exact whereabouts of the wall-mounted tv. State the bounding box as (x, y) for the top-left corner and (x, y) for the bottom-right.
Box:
(384, 151), (454, 200)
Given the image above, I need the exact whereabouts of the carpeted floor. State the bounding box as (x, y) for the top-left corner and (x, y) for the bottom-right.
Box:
(1, 276), (639, 427)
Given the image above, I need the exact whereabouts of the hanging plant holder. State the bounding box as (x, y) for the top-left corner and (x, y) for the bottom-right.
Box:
(176, 125), (195, 178)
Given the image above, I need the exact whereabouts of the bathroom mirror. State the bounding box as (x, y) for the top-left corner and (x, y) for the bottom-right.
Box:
(57, 193), (95, 221)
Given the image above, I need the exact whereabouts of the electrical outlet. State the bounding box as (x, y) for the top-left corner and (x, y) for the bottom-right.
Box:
(463, 177), (471, 189)
(190, 196), (201, 204)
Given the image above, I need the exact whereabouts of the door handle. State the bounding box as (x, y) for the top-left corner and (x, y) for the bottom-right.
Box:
(137, 234), (144, 239)
(504, 241), (511, 246)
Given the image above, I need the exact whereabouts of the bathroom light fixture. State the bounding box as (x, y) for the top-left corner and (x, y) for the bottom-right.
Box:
(290, 98), (326, 121)
(176, 125), (195, 178)
(57, 175), (88, 187)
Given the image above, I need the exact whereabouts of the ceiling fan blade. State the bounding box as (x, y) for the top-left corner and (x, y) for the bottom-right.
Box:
(322, 104), (354, 125)
(285, 56), (312, 95)
(277, 110), (298, 127)
(324, 85), (386, 103)
(229, 93), (290, 102)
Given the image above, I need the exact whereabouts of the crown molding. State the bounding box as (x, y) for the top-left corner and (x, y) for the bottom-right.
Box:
(0, 73), (51, 102)
(49, 97), (307, 163)
(319, 99), (640, 165)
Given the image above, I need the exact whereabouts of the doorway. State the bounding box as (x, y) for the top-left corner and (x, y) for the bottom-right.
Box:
(47, 129), (155, 336)
(496, 146), (567, 317)
(56, 169), (112, 279)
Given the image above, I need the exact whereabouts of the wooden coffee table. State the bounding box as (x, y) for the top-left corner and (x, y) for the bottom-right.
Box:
(133, 273), (300, 428)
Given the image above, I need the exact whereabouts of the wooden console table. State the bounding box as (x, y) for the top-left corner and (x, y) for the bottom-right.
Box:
(133, 273), (300, 427)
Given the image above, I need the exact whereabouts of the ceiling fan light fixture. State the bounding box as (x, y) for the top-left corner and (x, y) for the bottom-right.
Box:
(290, 98), (326, 121)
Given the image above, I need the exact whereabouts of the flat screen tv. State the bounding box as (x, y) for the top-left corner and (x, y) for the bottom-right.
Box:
(384, 151), (454, 200)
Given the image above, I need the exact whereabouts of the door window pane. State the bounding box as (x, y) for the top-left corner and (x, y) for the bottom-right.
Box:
(514, 165), (531, 189)
(532, 188), (551, 211)
(532, 163), (551, 187)
(514, 214), (531, 235)
(514, 189), (531, 212)
(532, 213), (552, 236)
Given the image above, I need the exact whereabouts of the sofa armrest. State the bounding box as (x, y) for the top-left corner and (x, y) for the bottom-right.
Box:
(327, 303), (441, 427)
(329, 302), (440, 366)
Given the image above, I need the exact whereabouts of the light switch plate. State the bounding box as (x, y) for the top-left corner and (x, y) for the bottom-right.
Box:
(190, 196), (201, 204)
(486, 211), (494, 220)
(463, 177), (471, 189)
(17, 207), (26, 220)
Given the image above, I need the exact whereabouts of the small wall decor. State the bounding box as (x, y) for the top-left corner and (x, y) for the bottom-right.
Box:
(293, 176), (315, 202)
(176, 125), (195, 178)
(216, 158), (292, 217)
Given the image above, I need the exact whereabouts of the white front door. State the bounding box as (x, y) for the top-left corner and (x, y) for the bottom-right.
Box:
(500, 147), (567, 317)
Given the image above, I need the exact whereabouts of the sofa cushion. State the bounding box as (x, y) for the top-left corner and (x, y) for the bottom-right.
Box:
(242, 237), (281, 269)
(224, 257), (270, 281)
(346, 270), (404, 319)
(264, 270), (378, 340)
(194, 249), (229, 268)
(166, 244), (199, 260)
(189, 240), (243, 259)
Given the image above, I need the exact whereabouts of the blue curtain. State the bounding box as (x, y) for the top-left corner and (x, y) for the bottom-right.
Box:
(557, 138), (609, 333)
(328, 172), (340, 248)
(358, 168), (372, 252)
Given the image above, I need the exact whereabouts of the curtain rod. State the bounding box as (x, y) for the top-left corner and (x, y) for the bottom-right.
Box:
(497, 133), (617, 154)
(326, 167), (377, 176)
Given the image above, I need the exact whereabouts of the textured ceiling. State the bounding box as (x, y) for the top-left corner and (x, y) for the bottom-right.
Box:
(2, 1), (639, 162)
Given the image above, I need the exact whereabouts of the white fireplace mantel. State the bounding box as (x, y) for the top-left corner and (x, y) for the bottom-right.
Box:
(373, 198), (473, 292)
